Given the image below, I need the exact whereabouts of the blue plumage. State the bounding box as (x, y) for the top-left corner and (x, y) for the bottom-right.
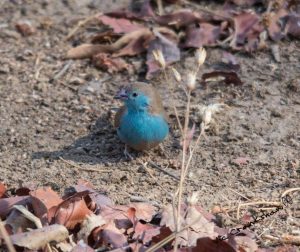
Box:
(114, 82), (169, 151)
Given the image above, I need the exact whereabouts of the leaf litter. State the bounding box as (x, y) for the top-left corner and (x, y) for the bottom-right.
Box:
(65, 0), (300, 79)
(0, 181), (297, 251)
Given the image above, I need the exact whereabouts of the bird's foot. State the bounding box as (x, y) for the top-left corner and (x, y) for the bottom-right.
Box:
(124, 145), (134, 161)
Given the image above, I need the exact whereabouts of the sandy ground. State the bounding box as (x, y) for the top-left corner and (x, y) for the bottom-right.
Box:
(0, 0), (299, 248)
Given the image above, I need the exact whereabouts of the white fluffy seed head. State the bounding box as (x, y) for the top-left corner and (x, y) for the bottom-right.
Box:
(186, 72), (197, 91)
(171, 67), (182, 83)
(152, 49), (166, 69)
(195, 47), (207, 66)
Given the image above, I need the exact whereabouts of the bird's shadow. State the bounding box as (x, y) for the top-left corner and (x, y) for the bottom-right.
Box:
(32, 114), (125, 165)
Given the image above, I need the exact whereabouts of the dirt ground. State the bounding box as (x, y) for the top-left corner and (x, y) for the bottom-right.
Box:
(0, 0), (299, 249)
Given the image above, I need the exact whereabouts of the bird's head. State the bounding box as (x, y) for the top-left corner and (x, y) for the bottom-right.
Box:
(114, 83), (151, 112)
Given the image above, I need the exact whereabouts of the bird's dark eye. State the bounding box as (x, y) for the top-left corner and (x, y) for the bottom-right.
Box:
(132, 92), (138, 97)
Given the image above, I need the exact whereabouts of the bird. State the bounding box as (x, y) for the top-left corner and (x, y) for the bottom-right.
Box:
(114, 82), (169, 153)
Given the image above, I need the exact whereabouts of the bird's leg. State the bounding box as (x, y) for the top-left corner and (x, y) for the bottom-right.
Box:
(124, 145), (134, 160)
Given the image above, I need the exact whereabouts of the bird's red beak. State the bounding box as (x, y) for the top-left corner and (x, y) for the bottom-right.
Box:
(114, 88), (128, 100)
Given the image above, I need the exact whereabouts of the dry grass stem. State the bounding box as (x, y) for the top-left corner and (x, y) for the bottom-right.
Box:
(59, 157), (112, 172)
(0, 218), (16, 252)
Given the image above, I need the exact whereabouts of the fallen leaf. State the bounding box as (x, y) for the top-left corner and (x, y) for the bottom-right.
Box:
(132, 222), (161, 244)
(92, 53), (131, 73)
(230, 0), (262, 6)
(183, 23), (222, 48)
(285, 14), (300, 38)
(74, 180), (113, 212)
(155, 10), (203, 28)
(66, 43), (114, 59)
(146, 30), (180, 79)
(266, 9), (288, 41)
(30, 187), (63, 224)
(10, 224), (68, 250)
(129, 203), (156, 222)
(0, 182), (6, 198)
(202, 71), (243, 86)
(0, 196), (31, 218)
(78, 214), (106, 243)
(231, 11), (263, 50)
(98, 15), (145, 33)
(106, 0), (154, 20)
(5, 208), (35, 234)
(55, 195), (93, 229)
(94, 221), (128, 249)
(71, 241), (94, 252)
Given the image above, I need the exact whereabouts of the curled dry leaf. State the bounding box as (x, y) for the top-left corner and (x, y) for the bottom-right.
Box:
(97, 15), (145, 33)
(55, 195), (93, 229)
(5, 208), (36, 234)
(202, 71), (243, 86)
(266, 9), (288, 41)
(183, 23), (222, 48)
(231, 11), (263, 51)
(95, 221), (128, 249)
(66, 43), (114, 59)
(0, 182), (6, 198)
(106, 0), (154, 20)
(285, 14), (300, 38)
(93, 53), (131, 73)
(129, 203), (156, 222)
(155, 10), (203, 28)
(71, 240), (94, 252)
(74, 179), (112, 212)
(78, 214), (106, 243)
(132, 222), (161, 244)
(0, 196), (30, 218)
(30, 187), (63, 224)
(10, 224), (68, 250)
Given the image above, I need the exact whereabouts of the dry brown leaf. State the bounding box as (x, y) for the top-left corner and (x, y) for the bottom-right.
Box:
(0, 196), (31, 218)
(5, 209), (36, 234)
(285, 14), (300, 38)
(146, 30), (180, 79)
(66, 43), (114, 59)
(0, 182), (6, 198)
(78, 214), (106, 243)
(10, 224), (68, 250)
(155, 10), (203, 28)
(132, 222), (161, 244)
(183, 23), (222, 48)
(55, 195), (93, 229)
(93, 53), (131, 73)
(231, 11), (264, 50)
(202, 71), (243, 86)
(95, 221), (128, 249)
(98, 15), (145, 33)
(30, 187), (63, 224)
(71, 241), (94, 252)
(129, 203), (156, 222)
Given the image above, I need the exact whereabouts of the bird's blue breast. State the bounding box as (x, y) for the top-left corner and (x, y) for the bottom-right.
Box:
(117, 110), (169, 150)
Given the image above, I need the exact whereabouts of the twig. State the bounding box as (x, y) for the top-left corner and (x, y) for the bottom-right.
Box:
(65, 14), (99, 41)
(281, 188), (300, 199)
(156, 0), (164, 15)
(59, 157), (112, 173)
(237, 201), (282, 219)
(51, 60), (73, 81)
(262, 234), (300, 246)
(257, 219), (275, 238)
(0, 218), (16, 252)
(148, 160), (179, 181)
(228, 188), (251, 201)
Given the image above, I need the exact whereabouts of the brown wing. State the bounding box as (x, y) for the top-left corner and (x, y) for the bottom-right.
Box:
(114, 105), (127, 128)
(131, 82), (168, 121)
